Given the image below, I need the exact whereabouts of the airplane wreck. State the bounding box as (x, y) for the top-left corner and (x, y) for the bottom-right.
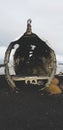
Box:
(4, 19), (57, 92)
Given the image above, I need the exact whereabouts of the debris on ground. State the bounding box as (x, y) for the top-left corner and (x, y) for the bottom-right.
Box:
(44, 78), (62, 95)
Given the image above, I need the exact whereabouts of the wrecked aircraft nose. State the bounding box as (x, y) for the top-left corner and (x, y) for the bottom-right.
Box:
(4, 19), (57, 90)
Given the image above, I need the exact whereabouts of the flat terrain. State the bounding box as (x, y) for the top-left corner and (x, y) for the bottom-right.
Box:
(0, 75), (63, 130)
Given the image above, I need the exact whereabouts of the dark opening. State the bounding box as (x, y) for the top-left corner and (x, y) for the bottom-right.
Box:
(13, 33), (53, 76)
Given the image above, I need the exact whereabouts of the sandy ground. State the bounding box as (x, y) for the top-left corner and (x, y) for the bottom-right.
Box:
(0, 75), (63, 130)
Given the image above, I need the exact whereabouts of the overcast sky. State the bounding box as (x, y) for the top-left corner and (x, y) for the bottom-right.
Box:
(0, 0), (63, 57)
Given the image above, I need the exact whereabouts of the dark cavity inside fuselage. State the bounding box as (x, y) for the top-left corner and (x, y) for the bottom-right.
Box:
(14, 33), (52, 76)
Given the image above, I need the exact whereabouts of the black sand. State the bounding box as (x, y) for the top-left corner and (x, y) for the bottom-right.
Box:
(0, 75), (63, 130)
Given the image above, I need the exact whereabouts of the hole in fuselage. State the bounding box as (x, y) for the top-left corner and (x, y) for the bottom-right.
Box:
(27, 80), (30, 84)
(13, 34), (55, 77)
(32, 80), (35, 83)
